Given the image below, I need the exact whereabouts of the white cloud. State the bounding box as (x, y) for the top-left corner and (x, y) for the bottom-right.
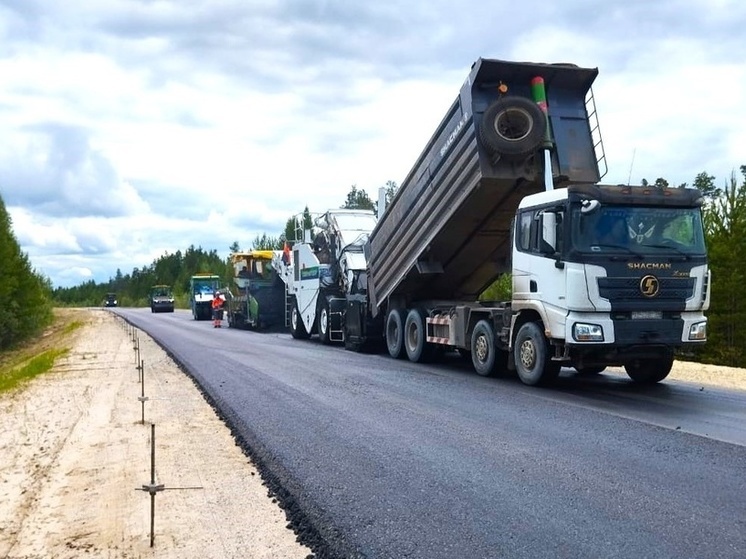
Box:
(8, 208), (81, 252)
(1, 0), (745, 288)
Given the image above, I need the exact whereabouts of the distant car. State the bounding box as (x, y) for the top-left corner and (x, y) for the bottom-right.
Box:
(150, 285), (175, 313)
(104, 293), (118, 307)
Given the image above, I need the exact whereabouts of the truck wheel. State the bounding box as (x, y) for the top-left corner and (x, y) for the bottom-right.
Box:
(479, 96), (546, 159)
(290, 301), (310, 339)
(404, 308), (432, 363)
(514, 321), (560, 386)
(385, 308), (406, 359)
(471, 320), (497, 376)
(317, 300), (332, 344)
(624, 357), (673, 384)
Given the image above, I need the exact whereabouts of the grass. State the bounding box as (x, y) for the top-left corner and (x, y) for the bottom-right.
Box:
(0, 309), (89, 395)
(0, 348), (70, 392)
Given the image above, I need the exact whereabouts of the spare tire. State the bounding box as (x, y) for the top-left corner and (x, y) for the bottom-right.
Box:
(479, 96), (547, 158)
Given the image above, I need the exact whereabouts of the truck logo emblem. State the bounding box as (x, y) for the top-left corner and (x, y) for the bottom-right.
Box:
(628, 262), (671, 270)
(628, 223), (655, 244)
(640, 275), (660, 297)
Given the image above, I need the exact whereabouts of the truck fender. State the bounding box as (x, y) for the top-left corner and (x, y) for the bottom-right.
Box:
(509, 305), (554, 349)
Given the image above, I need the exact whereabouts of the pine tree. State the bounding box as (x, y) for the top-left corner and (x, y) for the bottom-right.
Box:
(341, 185), (375, 211)
(0, 194), (53, 350)
(700, 166), (746, 366)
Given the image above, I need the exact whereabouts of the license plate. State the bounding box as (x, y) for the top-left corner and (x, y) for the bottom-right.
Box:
(631, 311), (662, 320)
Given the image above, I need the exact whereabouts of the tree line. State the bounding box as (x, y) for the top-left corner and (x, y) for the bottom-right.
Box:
(245, 180), (399, 251)
(697, 166), (746, 365)
(50, 182), (398, 308)
(50, 245), (229, 308)
(0, 196), (54, 351)
(3, 171), (746, 367)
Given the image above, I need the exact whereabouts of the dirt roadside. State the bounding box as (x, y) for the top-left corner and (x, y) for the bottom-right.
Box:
(0, 309), (312, 559)
(1, 309), (744, 559)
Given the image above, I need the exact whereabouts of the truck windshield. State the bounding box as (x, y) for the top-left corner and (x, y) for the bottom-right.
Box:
(195, 282), (217, 293)
(571, 206), (706, 256)
(332, 213), (377, 247)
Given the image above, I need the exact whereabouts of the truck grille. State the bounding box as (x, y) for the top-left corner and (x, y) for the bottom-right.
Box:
(598, 276), (695, 302)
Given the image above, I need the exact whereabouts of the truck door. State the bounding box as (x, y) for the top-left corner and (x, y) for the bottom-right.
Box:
(293, 243), (321, 333)
(512, 207), (567, 338)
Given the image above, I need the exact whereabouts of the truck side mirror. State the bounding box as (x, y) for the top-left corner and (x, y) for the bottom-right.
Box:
(581, 199), (600, 214)
(539, 211), (557, 254)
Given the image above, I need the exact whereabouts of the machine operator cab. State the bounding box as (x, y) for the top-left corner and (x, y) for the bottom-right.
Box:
(231, 251), (277, 290)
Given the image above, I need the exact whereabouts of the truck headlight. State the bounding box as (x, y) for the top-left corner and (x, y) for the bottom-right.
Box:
(573, 323), (604, 342)
(688, 322), (707, 341)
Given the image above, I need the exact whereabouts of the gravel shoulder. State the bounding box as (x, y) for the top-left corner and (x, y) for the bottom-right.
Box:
(1, 309), (744, 558)
(0, 309), (311, 559)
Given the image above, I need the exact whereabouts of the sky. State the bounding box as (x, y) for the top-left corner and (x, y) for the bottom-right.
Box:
(1, 0), (744, 289)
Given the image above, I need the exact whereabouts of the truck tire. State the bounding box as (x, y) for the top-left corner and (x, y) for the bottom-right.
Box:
(514, 321), (560, 386)
(479, 96), (546, 159)
(471, 320), (497, 376)
(317, 300), (332, 344)
(624, 357), (673, 384)
(385, 308), (406, 359)
(290, 301), (310, 340)
(404, 308), (432, 363)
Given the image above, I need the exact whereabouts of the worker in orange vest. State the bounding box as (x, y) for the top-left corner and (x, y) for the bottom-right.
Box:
(282, 241), (291, 265)
(211, 292), (225, 328)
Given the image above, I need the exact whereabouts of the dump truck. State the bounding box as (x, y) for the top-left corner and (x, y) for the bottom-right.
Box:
(225, 250), (285, 330)
(335, 57), (709, 385)
(149, 284), (175, 313)
(189, 273), (221, 320)
(273, 209), (378, 343)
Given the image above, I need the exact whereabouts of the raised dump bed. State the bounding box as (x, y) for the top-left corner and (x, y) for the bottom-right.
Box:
(366, 58), (602, 312)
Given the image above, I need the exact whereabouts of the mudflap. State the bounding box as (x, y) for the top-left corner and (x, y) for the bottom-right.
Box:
(344, 295), (383, 353)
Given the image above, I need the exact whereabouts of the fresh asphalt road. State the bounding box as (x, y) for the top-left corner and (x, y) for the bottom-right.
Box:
(116, 308), (746, 559)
